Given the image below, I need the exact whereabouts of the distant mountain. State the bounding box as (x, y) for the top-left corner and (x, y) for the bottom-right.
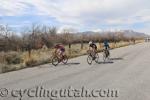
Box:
(78, 30), (148, 38)
(80, 31), (97, 34)
(121, 30), (147, 38)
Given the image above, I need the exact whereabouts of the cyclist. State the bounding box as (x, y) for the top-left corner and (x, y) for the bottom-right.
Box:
(88, 41), (97, 59)
(103, 39), (110, 56)
(54, 44), (65, 58)
(103, 39), (110, 49)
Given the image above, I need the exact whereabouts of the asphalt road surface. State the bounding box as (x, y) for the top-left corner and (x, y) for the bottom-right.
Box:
(0, 42), (150, 100)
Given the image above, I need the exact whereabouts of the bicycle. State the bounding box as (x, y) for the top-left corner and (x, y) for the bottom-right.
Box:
(51, 52), (68, 66)
(87, 50), (99, 65)
(103, 48), (110, 62)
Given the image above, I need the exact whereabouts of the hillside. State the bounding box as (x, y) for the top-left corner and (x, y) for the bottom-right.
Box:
(80, 30), (148, 38)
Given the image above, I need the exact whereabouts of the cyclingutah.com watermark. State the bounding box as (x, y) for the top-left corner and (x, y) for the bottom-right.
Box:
(0, 86), (119, 100)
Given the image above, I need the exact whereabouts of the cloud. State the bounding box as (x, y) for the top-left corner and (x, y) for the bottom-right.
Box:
(92, 29), (103, 32)
(0, 0), (150, 33)
(0, 0), (29, 16)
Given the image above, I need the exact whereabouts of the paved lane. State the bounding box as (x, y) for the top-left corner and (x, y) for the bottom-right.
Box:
(0, 42), (150, 100)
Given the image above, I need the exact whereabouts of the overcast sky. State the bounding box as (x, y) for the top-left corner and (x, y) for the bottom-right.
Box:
(0, 0), (150, 34)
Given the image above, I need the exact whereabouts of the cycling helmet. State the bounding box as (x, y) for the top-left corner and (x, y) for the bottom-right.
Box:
(89, 41), (93, 45)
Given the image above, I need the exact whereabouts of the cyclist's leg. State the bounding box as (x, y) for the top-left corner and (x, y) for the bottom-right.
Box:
(106, 46), (110, 55)
(92, 48), (95, 57)
(56, 49), (60, 56)
(89, 47), (93, 56)
(62, 50), (65, 58)
(94, 47), (97, 56)
(57, 49), (62, 58)
(60, 48), (65, 59)
(105, 46), (110, 57)
(91, 47), (96, 60)
(104, 46), (108, 56)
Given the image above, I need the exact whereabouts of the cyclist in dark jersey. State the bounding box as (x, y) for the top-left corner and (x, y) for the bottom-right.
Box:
(103, 39), (110, 56)
(89, 41), (97, 50)
(88, 41), (97, 59)
(103, 40), (110, 50)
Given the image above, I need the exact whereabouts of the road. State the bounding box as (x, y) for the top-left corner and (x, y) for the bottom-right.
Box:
(0, 42), (150, 100)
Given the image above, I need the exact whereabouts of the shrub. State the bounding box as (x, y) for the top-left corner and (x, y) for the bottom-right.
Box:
(5, 52), (23, 64)
(0, 64), (17, 73)
(25, 59), (38, 67)
(0, 52), (5, 63)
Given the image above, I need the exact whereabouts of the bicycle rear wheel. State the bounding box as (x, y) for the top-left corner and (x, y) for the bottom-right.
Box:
(103, 50), (110, 62)
(52, 56), (59, 66)
(103, 51), (107, 62)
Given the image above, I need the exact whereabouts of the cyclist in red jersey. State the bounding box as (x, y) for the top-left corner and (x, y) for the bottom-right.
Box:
(54, 44), (65, 58)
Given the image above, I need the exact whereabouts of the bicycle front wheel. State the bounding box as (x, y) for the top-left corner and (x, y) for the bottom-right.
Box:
(62, 55), (68, 64)
(103, 52), (107, 62)
(87, 55), (93, 65)
(95, 53), (99, 63)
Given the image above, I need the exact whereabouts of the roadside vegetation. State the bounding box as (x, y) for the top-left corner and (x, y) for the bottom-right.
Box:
(0, 24), (144, 73)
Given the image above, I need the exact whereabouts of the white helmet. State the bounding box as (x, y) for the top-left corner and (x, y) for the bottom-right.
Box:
(89, 41), (93, 45)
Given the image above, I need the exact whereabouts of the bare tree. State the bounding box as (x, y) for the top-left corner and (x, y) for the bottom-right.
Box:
(0, 25), (13, 51)
(61, 28), (76, 48)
